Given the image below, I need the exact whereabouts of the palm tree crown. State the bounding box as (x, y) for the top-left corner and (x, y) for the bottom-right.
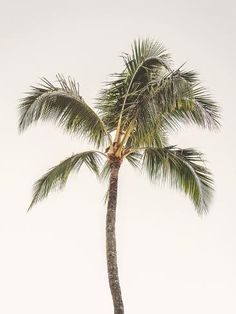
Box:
(19, 38), (219, 214)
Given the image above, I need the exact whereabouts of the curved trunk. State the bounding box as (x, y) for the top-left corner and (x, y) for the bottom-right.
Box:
(106, 161), (124, 314)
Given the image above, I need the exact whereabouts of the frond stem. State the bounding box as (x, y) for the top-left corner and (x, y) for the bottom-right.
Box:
(114, 58), (147, 143)
(115, 116), (137, 157)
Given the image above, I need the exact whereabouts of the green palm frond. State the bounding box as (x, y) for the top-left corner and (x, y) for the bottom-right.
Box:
(97, 39), (171, 132)
(28, 151), (103, 210)
(156, 70), (220, 131)
(143, 146), (213, 214)
(125, 151), (143, 169)
(127, 113), (169, 149)
(122, 38), (171, 88)
(19, 75), (108, 147)
(129, 69), (219, 134)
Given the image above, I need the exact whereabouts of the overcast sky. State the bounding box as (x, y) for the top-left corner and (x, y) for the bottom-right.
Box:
(1, 0), (235, 313)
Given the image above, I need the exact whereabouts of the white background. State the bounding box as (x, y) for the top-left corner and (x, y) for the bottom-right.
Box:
(1, 0), (235, 313)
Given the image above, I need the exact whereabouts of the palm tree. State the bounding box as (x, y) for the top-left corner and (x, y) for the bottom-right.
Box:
(18, 39), (220, 314)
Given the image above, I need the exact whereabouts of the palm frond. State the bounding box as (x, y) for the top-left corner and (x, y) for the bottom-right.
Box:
(156, 70), (220, 131)
(125, 151), (143, 169)
(123, 38), (171, 88)
(142, 146), (214, 214)
(19, 75), (108, 147)
(97, 38), (171, 132)
(28, 151), (103, 210)
(130, 69), (219, 138)
(127, 114), (169, 149)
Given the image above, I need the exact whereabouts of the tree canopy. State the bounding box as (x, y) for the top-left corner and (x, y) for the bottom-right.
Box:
(19, 38), (220, 214)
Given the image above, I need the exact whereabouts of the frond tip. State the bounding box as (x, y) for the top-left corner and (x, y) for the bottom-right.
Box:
(28, 151), (103, 211)
(143, 146), (214, 214)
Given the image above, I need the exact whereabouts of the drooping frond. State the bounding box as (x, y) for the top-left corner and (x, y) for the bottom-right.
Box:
(28, 151), (103, 210)
(19, 75), (108, 147)
(155, 70), (220, 131)
(142, 146), (214, 214)
(127, 69), (219, 138)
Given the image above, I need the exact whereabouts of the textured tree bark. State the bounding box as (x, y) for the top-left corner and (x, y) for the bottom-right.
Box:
(106, 158), (124, 314)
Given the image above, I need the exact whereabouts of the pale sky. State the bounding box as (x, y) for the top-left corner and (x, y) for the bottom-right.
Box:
(1, 0), (235, 313)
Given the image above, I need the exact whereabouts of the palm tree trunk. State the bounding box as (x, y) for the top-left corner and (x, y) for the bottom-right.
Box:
(106, 159), (124, 314)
